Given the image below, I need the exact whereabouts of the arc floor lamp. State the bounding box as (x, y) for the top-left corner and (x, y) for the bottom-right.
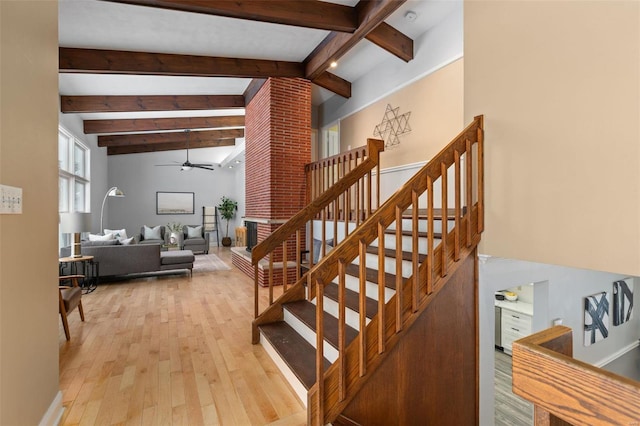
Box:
(100, 186), (125, 233)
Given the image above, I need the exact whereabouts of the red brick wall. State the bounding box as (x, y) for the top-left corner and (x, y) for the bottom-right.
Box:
(239, 77), (312, 283)
(245, 78), (311, 220)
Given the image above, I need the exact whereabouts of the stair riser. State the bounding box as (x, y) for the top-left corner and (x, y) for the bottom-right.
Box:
(373, 234), (437, 254)
(259, 332), (308, 406)
(283, 310), (339, 363)
(387, 218), (449, 234)
(341, 274), (395, 302)
(312, 296), (370, 331)
(313, 218), (451, 245)
(351, 252), (414, 278)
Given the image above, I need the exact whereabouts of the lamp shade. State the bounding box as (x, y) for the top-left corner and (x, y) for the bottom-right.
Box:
(59, 212), (92, 234)
(107, 187), (125, 197)
(100, 186), (125, 232)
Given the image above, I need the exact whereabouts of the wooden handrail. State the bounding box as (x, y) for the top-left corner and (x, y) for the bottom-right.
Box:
(512, 326), (640, 425)
(306, 115), (484, 424)
(251, 138), (385, 328)
(251, 139), (383, 264)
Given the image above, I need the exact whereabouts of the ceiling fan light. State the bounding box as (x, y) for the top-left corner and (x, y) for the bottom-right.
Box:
(181, 166), (192, 171)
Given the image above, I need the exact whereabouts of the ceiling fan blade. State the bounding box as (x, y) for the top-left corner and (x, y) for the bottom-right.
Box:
(155, 164), (182, 167)
(190, 163), (214, 167)
(193, 165), (216, 171)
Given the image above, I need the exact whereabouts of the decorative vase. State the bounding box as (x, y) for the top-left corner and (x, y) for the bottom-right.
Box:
(221, 237), (232, 247)
(170, 232), (180, 245)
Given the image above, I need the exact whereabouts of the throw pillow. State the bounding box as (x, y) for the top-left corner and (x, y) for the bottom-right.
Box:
(144, 225), (162, 240)
(312, 238), (334, 263)
(187, 225), (203, 239)
(120, 237), (135, 245)
(104, 228), (127, 240)
(89, 233), (115, 242)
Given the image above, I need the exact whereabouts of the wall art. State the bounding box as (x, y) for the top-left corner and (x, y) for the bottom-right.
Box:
(584, 291), (609, 346)
(613, 278), (633, 326)
(156, 191), (194, 215)
(373, 104), (411, 148)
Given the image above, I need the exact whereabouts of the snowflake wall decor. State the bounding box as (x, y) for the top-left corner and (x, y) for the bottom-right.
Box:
(373, 104), (412, 148)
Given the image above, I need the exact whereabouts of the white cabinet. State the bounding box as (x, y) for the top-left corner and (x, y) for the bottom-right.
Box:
(501, 308), (532, 354)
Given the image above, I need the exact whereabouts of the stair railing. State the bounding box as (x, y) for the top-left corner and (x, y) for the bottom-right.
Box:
(251, 139), (384, 340)
(306, 115), (484, 425)
(512, 326), (640, 425)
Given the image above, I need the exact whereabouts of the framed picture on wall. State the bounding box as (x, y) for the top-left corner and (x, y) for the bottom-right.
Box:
(584, 291), (609, 346)
(156, 191), (194, 215)
(613, 278), (634, 326)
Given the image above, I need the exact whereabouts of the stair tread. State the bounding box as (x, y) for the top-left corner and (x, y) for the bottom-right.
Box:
(343, 263), (397, 290)
(384, 229), (443, 239)
(364, 245), (427, 264)
(324, 282), (378, 318)
(301, 264), (397, 291)
(259, 321), (330, 390)
(284, 300), (359, 350)
(402, 207), (467, 219)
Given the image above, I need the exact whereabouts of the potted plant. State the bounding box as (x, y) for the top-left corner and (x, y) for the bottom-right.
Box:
(218, 196), (238, 247)
(166, 222), (182, 245)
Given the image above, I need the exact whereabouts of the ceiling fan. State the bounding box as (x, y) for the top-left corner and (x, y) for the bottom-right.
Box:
(156, 130), (216, 171)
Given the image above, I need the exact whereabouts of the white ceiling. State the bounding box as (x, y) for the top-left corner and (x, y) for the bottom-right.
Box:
(58, 0), (459, 134)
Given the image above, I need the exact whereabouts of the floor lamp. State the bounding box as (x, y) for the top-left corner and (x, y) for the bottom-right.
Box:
(60, 212), (92, 258)
(100, 186), (125, 233)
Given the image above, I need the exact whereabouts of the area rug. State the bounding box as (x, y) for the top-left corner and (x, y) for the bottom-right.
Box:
(192, 253), (232, 273)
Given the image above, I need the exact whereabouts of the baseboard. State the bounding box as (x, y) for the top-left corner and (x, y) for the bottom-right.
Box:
(595, 339), (640, 368)
(39, 391), (63, 426)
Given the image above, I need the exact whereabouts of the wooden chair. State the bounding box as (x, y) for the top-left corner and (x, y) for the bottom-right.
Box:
(59, 275), (85, 340)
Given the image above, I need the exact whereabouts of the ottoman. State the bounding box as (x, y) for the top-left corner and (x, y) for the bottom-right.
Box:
(160, 250), (195, 276)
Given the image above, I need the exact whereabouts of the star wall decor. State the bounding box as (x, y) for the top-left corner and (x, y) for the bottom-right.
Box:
(373, 104), (412, 148)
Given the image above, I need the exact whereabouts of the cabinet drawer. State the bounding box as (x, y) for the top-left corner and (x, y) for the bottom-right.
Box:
(501, 310), (531, 333)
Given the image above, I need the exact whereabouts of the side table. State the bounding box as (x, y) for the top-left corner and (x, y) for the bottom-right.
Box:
(59, 255), (99, 293)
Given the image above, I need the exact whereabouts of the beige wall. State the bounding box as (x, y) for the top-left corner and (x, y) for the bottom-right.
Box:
(465, 1), (640, 276)
(1, 1), (60, 424)
(340, 59), (464, 170)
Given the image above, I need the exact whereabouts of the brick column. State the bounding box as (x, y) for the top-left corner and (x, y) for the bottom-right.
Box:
(232, 78), (311, 286)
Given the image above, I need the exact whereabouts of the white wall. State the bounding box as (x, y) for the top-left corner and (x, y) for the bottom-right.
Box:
(478, 256), (640, 425)
(318, 1), (463, 128)
(106, 146), (242, 243)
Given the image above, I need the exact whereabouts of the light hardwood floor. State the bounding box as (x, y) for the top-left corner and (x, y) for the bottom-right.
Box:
(59, 247), (305, 426)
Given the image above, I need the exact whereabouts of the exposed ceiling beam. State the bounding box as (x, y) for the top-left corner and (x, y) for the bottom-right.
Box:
(243, 78), (267, 105)
(366, 22), (413, 63)
(304, 0), (406, 81)
(312, 72), (351, 99)
(108, 138), (236, 155)
(84, 115), (245, 134)
(61, 95), (245, 113)
(105, 0), (357, 33)
(98, 129), (244, 147)
(60, 47), (304, 78)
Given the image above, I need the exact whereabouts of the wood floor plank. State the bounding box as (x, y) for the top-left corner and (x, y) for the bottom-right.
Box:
(59, 248), (305, 425)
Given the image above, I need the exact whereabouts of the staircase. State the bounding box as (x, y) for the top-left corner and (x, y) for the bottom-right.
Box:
(251, 116), (484, 425)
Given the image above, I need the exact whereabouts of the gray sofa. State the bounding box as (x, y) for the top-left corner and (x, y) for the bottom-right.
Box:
(60, 243), (194, 278)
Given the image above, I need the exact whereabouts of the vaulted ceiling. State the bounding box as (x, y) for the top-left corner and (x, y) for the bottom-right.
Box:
(59, 0), (457, 157)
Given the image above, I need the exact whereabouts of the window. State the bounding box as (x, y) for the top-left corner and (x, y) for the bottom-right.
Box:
(59, 126), (90, 247)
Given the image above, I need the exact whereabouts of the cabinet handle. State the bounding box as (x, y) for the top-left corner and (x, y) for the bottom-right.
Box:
(511, 327), (520, 332)
(512, 315), (520, 319)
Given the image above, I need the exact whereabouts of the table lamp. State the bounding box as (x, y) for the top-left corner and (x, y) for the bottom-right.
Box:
(60, 212), (92, 258)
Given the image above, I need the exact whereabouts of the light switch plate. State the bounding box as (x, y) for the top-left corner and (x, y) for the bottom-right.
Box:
(0, 185), (23, 214)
